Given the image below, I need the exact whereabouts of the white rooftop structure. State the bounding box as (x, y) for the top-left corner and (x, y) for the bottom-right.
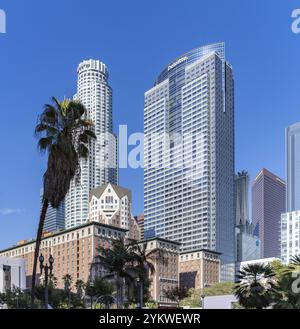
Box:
(0, 256), (26, 293)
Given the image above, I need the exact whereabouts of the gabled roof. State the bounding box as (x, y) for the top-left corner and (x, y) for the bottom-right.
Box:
(89, 183), (132, 202)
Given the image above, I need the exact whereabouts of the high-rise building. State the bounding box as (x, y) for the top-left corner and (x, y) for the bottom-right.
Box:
(252, 168), (286, 258)
(143, 43), (235, 281)
(286, 122), (300, 212)
(65, 60), (118, 229)
(235, 171), (249, 226)
(135, 214), (145, 240)
(281, 211), (300, 264)
(40, 189), (65, 233)
(281, 121), (300, 264)
(235, 226), (260, 263)
(234, 171), (260, 264)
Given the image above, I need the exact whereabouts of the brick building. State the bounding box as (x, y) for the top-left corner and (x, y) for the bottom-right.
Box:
(0, 222), (126, 290)
(179, 249), (221, 290)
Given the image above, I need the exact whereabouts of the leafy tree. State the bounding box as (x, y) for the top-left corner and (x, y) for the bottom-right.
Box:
(180, 282), (234, 307)
(234, 264), (277, 309)
(271, 260), (300, 309)
(31, 97), (96, 308)
(85, 278), (115, 309)
(163, 286), (188, 306)
(0, 287), (32, 309)
(86, 277), (114, 298)
(203, 282), (234, 296)
(35, 283), (84, 309)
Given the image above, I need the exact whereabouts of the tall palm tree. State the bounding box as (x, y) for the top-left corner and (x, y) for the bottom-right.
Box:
(63, 274), (73, 308)
(129, 240), (167, 276)
(63, 274), (73, 290)
(75, 279), (85, 300)
(128, 240), (167, 305)
(32, 97), (96, 308)
(234, 264), (277, 309)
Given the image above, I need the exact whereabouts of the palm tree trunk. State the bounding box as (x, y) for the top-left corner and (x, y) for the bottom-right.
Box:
(30, 198), (49, 309)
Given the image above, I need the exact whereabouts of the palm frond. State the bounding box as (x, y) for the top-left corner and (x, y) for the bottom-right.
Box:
(291, 255), (300, 266)
(37, 137), (53, 153)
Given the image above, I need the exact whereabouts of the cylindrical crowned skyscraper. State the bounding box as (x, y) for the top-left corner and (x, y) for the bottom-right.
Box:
(65, 60), (118, 229)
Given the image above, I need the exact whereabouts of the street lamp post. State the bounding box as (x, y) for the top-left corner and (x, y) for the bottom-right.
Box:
(201, 283), (209, 309)
(39, 254), (54, 310)
(89, 281), (94, 309)
(136, 278), (143, 309)
(15, 292), (19, 310)
(201, 294), (205, 309)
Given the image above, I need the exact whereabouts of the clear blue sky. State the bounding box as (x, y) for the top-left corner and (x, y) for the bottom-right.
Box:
(0, 0), (299, 249)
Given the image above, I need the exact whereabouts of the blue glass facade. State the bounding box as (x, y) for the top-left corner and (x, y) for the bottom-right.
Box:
(286, 122), (300, 212)
(40, 189), (65, 232)
(144, 43), (235, 281)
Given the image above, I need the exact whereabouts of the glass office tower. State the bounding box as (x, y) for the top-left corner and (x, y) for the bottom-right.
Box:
(144, 43), (235, 281)
(40, 189), (65, 232)
(286, 122), (300, 212)
(252, 168), (286, 258)
(235, 171), (250, 227)
(281, 121), (300, 264)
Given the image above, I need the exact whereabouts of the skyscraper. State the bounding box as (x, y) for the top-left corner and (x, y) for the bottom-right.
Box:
(286, 122), (300, 212)
(65, 59), (118, 229)
(234, 171), (260, 264)
(135, 214), (145, 240)
(281, 121), (300, 264)
(252, 168), (286, 258)
(144, 43), (235, 281)
(40, 189), (65, 232)
(235, 171), (249, 226)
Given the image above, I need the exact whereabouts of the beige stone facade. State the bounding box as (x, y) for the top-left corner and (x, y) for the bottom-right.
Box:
(179, 249), (221, 290)
(0, 225), (180, 305)
(88, 183), (141, 241)
(135, 214), (144, 240)
(141, 237), (180, 305)
(129, 217), (141, 241)
(89, 183), (131, 229)
(0, 222), (127, 290)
